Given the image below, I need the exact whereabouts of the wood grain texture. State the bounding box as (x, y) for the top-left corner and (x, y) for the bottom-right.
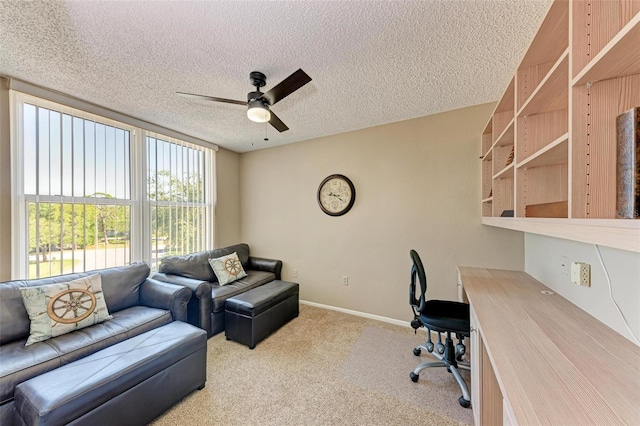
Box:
(493, 113), (514, 145)
(481, 0), (639, 238)
(494, 144), (516, 175)
(573, 14), (640, 85)
(517, 61), (554, 111)
(572, 1), (640, 79)
(495, 78), (515, 114)
(492, 177), (514, 217)
(495, 120), (515, 148)
(573, 75), (640, 218)
(459, 267), (640, 425)
(518, 0), (568, 69)
(481, 342), (503, 425)
(493, 79), (515, 142)
(517, 164), (568, 216)
(519, 52), (569, 117)
(482, 131), (493, 158)
(516, 111), (568, 162)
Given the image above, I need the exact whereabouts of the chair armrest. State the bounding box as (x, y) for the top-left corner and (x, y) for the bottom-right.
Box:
(140, 278), (192, 322)
(248, 256), (283, 280)
(152, 273), (213, 336)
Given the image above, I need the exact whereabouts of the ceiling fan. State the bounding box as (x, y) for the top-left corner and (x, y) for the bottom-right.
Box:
(176, 69), (312, 133)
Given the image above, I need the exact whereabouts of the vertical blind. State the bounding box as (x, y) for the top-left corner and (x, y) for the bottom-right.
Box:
(146, 133), (209, 271)
(14, 93), (214, 279)
(23, 103), (132, 278)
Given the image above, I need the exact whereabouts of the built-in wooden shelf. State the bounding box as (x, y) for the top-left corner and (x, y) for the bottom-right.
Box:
(479, 0), (639, 252)
(482, 217), (640, 252)
(518, 51), (568, 117)
(493, 119), (515, 148)
(517, 134), (568, 170)
(573, 12), (640, 86)
(493, 163), (514, 180)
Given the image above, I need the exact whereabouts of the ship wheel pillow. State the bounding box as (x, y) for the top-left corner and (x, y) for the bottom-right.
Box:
(208, 252), (247, 285)
(19, 274), (112, 346)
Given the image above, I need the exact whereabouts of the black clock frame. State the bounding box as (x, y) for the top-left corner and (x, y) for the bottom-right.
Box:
(317, 174), (356, 216)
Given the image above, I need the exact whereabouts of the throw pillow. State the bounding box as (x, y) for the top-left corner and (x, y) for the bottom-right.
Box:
(208, 252), (247, 285)
(20, 274), (112, 346)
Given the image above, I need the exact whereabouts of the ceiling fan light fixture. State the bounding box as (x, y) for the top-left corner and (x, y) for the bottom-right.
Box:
(247, 99), (271, 123)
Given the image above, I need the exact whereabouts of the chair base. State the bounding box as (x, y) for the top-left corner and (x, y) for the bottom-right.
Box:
(409, 333), (471, 408)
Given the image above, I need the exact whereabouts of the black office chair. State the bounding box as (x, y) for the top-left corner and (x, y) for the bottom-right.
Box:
(408, 249), (471, 408)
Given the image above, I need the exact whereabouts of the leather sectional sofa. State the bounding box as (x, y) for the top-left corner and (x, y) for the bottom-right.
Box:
(153, 243), (282, 337)
(0, 262), (206, 425)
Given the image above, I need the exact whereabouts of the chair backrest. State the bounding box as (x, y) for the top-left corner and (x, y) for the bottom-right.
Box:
(409, 249), (427, 314)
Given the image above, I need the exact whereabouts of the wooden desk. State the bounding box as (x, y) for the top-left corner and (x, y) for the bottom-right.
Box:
(458, 267), (640, 425)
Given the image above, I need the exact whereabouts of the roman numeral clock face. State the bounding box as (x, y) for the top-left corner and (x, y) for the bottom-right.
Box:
(317, 174), (356, 216)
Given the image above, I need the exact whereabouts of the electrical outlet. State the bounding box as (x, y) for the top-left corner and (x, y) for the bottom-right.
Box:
(342, 276), (349, 286)
(561, 256), (569, 275)
(571, 262), (591, 287)
(292, 269), (298, 279)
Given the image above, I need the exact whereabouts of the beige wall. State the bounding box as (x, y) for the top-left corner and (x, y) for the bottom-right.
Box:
(0, 78), (11, 281)
(215, 148), (242, 248)
(239, 103), (524, 321)
(525, 234), (640, 343)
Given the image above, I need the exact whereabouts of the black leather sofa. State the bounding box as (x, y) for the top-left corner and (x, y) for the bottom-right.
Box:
(0, 262), (203, 425)
(153, 243), (282, 337)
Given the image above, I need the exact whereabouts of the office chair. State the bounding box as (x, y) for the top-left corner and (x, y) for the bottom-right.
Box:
(408, 249), (471, 408)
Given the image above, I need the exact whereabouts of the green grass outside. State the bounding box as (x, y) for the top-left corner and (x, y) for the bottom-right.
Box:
(29, 259), (80, 279)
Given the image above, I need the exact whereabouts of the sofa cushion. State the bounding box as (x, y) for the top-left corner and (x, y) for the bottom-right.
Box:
(210, 270), (276, 312)
(0, 305), (171, 405)
(0, 262), (150, 346)
(96, 262), (151, 313)
(159, 243), (250, 282)
(20, 274), (112, 346)
(208, 252), (248, 285)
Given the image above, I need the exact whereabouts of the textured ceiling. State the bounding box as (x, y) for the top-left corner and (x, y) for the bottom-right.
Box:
(0, 0), (552, 153)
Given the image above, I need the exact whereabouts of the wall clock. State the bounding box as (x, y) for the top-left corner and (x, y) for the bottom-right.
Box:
(317, 174), (356, 216)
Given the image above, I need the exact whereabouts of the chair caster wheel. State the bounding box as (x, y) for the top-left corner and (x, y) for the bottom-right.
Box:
(410, 372), (419, 382)
(413, 348), (421, 356)
(458, 396), (471, 408)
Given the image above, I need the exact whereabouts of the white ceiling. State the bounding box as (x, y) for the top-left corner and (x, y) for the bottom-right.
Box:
(0, 0), (552, 153)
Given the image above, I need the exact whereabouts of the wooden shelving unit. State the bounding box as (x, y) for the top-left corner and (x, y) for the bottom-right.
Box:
(480, 0), (640, 251)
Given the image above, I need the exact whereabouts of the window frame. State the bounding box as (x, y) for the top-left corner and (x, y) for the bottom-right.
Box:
(10, 90), (215, 279)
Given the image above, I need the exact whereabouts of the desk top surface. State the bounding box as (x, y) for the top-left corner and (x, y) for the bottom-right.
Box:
(458, 266), (640, 425)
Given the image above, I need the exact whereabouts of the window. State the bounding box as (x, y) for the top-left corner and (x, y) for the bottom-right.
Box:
(147, 134), (210, 270)
(12, 93), (214, 279)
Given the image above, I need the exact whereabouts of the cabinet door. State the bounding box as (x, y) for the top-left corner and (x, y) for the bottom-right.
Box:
(470, 305), (481, 425)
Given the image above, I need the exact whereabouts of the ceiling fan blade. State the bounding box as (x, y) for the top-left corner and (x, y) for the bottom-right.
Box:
(268, 110), (289, 132)
(176, 92), (246, 106)
(262, 69), (312, 106)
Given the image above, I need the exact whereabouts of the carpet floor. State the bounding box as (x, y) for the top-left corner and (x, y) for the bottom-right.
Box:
(152, 304), (473, 425)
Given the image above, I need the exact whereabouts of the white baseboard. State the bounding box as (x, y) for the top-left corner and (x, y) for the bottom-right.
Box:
(299, 300), (411, 328)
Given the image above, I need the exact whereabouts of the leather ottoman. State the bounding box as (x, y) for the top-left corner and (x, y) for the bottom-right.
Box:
(14, 321), (207, 425)
(225, 280), (299, 349)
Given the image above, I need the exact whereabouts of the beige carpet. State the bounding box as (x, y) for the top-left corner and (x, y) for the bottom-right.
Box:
(152, 304), (473, 425)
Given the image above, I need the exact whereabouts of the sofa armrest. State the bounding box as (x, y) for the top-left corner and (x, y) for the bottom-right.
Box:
(140, 278), (193, 322)
(248, 256), (283, 280)
(152, 273), (213, 336)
